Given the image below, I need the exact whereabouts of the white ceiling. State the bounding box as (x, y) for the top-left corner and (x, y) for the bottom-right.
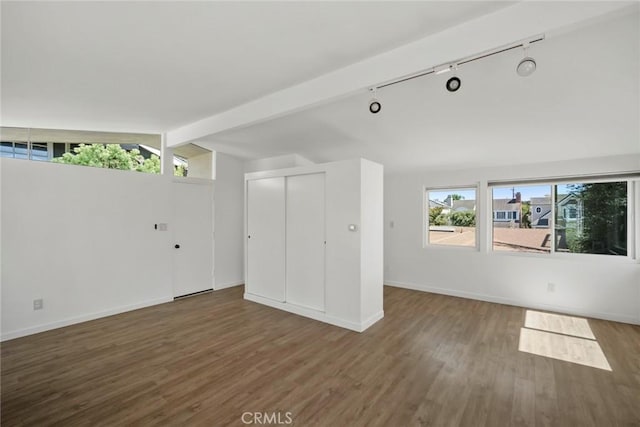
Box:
(2, 2), (637, 173)
(198, 8), (640, 172)
(0, 1), (512, 134)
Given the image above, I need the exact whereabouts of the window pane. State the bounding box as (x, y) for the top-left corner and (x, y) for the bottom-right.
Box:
(14, 142), (28, 159)
(1, 141), (15, 158)
(426, 188), (476, 247)
(555, 182), (627, 256)
(53, 142), (66, 158)
(31, 142), (49, 161)
(492, 185), (552, 253)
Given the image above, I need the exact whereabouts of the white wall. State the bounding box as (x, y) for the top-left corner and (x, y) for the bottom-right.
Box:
(244, 154), (313, 173)
(384, 154), (640, 325)
(1, 159), (174, 340)
(214, 152), (245, 289)
(360, 159), (384, 323)
(188, 151), (215, 179)
(322, 159), (363, 326)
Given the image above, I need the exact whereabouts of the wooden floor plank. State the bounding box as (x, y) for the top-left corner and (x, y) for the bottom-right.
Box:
(1, 286), (639, 426)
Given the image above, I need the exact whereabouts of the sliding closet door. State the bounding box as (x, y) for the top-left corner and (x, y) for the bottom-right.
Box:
(247, 177), (286, 301)
(286, 173), (326, 311)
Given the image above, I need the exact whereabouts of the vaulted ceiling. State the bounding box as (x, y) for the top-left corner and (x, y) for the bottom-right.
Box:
(199, 9), (640, 171)
(1, 1), (511, 133)
(2, 2), (638, 171)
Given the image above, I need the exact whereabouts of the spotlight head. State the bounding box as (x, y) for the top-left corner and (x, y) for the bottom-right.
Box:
(369, 99), (382, 114)
(446, 76), (461, 92)
(517, 57), (537, 77)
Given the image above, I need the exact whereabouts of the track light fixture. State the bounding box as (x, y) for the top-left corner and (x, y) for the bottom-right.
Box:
(366, 36), (543, 111)
(445, 64), (461, 92)
(446, 76), (461, 92)
(516, 42), (537, 77)
(369, 88), (381, 114)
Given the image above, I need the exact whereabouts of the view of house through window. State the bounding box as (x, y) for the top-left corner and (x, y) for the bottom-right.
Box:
(492, 181), (628, 256)
(426, 187), (477, 247)
(492, 185), (552, 253)
(555, 182), (627, 256)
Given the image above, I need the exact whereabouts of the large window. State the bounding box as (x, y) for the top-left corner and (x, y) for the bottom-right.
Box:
(425, 187), (477, 248)
(492, 180), (630, 257)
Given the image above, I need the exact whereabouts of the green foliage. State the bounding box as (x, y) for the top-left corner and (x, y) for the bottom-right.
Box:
(449, 211), (475, 227)
(450, 194), (464, 200)
(569, 182), (627, 255)
(174, 164), (187, 177)
(429, 206), (443, 224)
(52, 144), (187, 176)
(429, 206), (475, 227)
(429, 206), (450, 225)
(433, 213), (449, 226)
(53, 143), (137, 170)
(521, 202), (531, 229)
(136, 154), (161, 173)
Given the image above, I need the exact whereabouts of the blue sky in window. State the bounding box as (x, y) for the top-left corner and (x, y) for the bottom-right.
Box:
(492, 185), (551, 201)
(429, 184), (579, 203)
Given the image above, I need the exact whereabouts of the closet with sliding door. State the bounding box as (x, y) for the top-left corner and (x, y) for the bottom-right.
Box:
(244, 158), (383, 332)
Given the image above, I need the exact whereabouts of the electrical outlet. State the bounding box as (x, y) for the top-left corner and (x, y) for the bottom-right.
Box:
(547, 283), (555, 292)
(33, 299), (43, 310)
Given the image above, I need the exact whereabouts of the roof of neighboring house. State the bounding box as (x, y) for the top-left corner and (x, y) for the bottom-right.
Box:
(557, 193), (578, 206)
(429, 199), (448, 208)
(493, 199), (521, 211)
(451, 200), (476, 211)
(530, 196), (551, 205)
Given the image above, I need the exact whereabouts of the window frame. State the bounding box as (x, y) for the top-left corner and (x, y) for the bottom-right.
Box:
(488, 176), (637, 262)
(423, 184), (480, 251)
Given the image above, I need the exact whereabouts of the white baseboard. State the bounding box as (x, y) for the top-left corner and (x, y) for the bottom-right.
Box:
(243, 293), (383, 332)
(360, 311), (385, 331)
(385, 280), (640, 325)
(1, 296), (173, 342)
(215, 280), (244, 290)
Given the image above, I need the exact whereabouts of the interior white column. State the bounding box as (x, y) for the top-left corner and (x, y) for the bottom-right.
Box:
(161, 133), (174, 176)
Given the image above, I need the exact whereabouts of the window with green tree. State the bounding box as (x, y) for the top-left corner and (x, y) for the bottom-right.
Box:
(490, 179), (632, 257)
(555, 181), (627, 256)
(425, 187), (477, 248)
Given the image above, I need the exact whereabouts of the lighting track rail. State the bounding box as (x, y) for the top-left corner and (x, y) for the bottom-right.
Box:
(372, 34), (545, 91)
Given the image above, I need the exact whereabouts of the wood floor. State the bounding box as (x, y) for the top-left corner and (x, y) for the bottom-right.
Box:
(2, 286), (639, 426)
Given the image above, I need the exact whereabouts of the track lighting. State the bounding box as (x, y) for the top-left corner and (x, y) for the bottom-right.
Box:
(517, 43), (537, 77)
(517, 57), (536, 77)
(369, 88), (381, 114)
(366, 36), (543, 109)
(446, 77), (461, 92)
(446, 65), (461, 92)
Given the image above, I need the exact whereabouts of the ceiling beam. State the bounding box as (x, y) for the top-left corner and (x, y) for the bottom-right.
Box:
(166, 1), (635, 147)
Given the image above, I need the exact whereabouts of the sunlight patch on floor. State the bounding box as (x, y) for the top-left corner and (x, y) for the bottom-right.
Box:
(518, 327), (611, 371)
(525, 310), (595, 339)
